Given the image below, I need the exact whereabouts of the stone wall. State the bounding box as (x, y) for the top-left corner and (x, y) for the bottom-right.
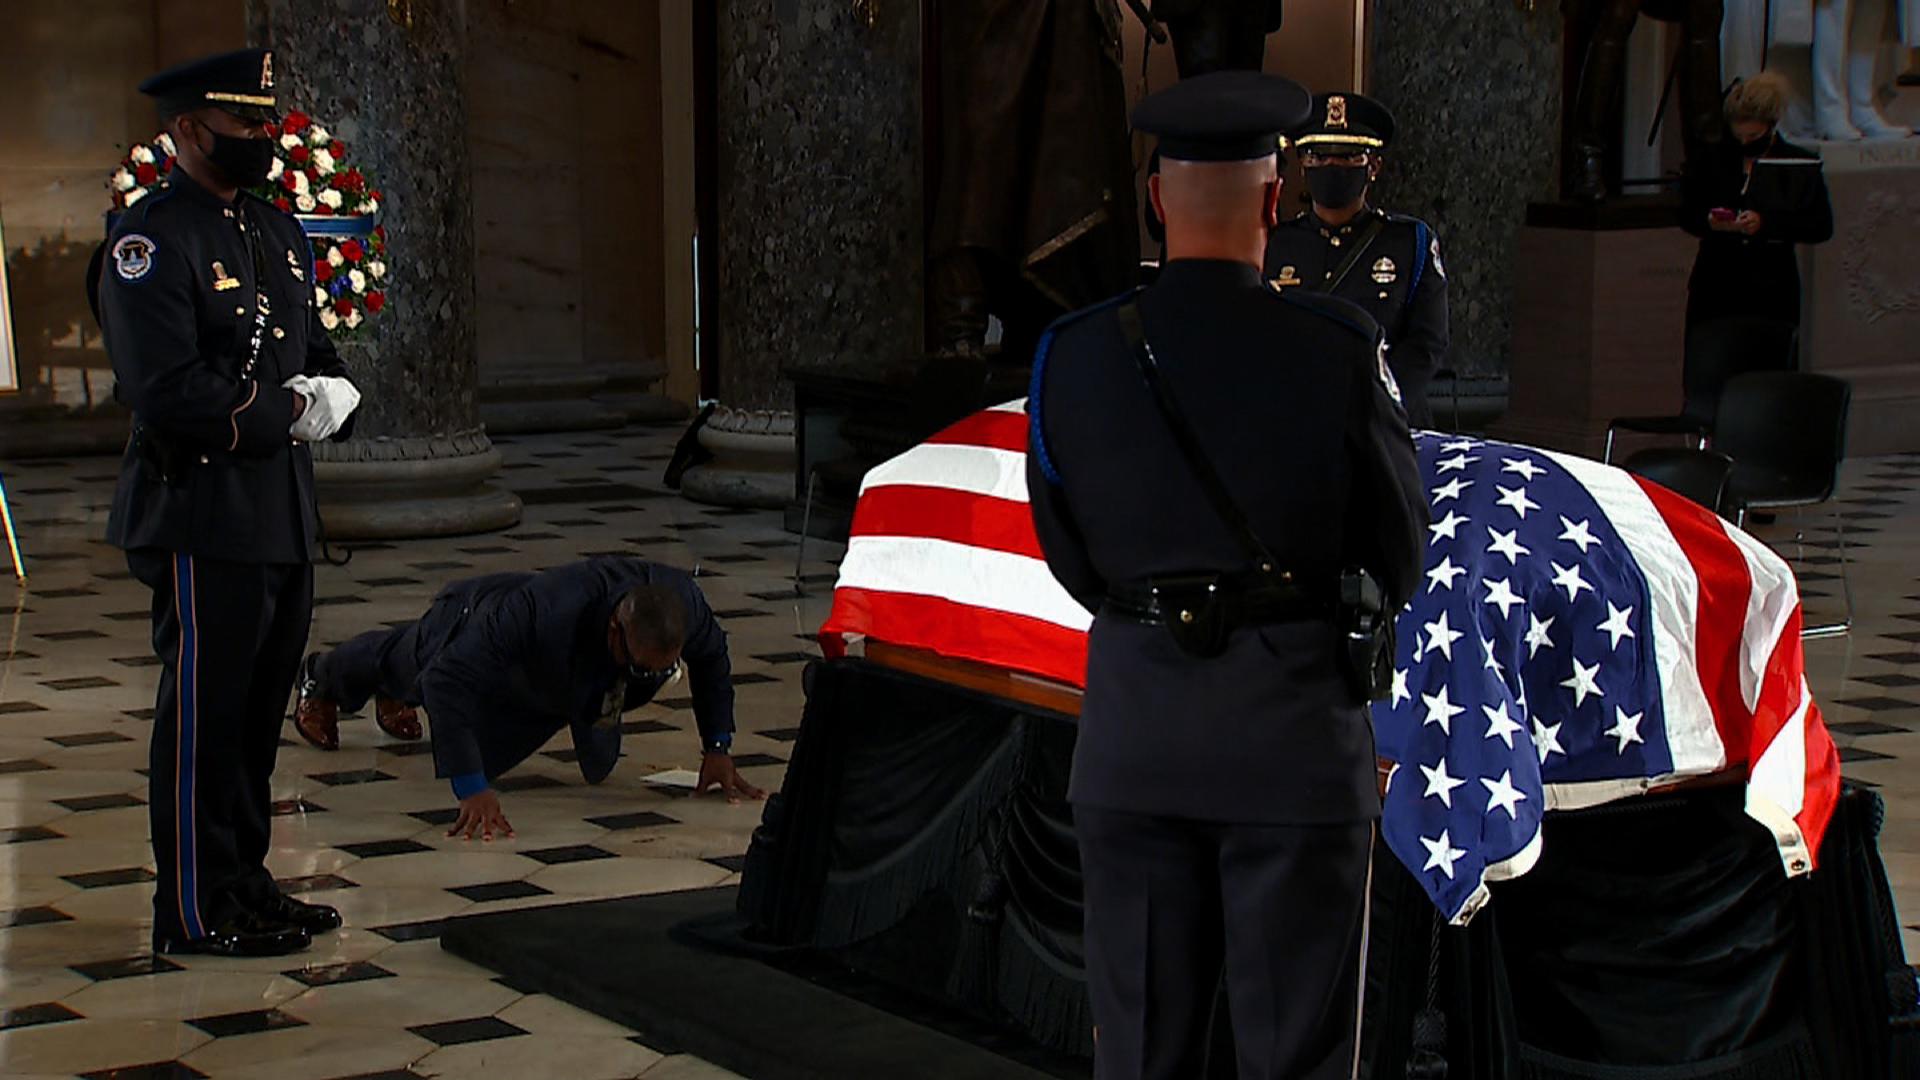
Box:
(1369, 0), (1564, 379)
(714, 0), (923, 410)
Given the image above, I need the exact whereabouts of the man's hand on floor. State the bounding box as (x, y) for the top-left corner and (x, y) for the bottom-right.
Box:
(449, 788), (515, 841)
(696, 751), (768, 805)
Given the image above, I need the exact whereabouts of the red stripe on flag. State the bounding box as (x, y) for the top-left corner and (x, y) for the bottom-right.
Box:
(1633, 477), (1754, 760)
(821, 586), (1089, 688)
(923, 410), (1029, 454)
(849, 485), (1044, 559)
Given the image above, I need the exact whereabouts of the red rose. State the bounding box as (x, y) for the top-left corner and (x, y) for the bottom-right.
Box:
(333, 297), (355, 317)
(280, 171), (299, 193)
(135, 162), (158, 185)
(339, 240), (365, 263)
(159, 156), (174, 172)
(274, 196), (292, 212)
(315, 203), (335, 216)
(304, 167), (320, 186)
(365, 291), (386, 313)
(265, 122), (280, 138)
(291, 146), (311, 165)
(314, 261), (334, 283)
(284, 112), (311, 134)
(328, 141), (346, 160)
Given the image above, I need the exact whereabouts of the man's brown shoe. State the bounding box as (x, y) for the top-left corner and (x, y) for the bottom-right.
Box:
(375, 697), (422, 741)
(293, 654), (341, 751)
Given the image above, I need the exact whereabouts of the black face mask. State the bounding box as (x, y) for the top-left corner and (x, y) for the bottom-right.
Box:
(1739, 133), (1773, 158)
(203, 129), (275, 189)
(1306, 165), (1371, 210)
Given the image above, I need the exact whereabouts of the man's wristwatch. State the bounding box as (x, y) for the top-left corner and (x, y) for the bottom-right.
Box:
(702, 735), (733, 756)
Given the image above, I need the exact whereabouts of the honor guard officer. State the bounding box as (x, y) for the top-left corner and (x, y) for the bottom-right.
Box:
(1028, 71), (1426, 1078)
(99, 48), (365, 957)
(1265, 92), (1450, 428)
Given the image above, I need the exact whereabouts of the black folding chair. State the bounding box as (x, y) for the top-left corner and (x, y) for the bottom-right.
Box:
(1604, 317), (1798, 463)
(1622, 447), (1734, 519)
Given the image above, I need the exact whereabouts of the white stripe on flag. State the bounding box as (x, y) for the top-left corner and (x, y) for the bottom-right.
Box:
(860, 443), (1030, 504)
(987, 398), (1027, 413)
(835, 535), (1093, 632)
(1715, 516), (1802, 714)
(1539, 448), (1726, 775)
(1744, 677), (1814, 876)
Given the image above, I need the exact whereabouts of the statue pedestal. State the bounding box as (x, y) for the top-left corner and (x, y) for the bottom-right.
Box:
(1490, 200), (1694, 458)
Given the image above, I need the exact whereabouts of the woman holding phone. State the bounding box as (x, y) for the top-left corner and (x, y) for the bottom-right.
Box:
(1681, 72), (1835, 331)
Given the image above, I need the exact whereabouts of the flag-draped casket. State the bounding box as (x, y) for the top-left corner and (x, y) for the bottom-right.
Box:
(821, 401), (1842, 923)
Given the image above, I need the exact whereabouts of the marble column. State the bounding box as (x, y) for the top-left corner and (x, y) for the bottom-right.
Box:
(1368, 0), (1563, 381)
(246, 0), (520, 538)
(713, 0), (923, 409)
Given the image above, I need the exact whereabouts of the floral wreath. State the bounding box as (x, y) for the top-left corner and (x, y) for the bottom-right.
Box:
(106, 109), (389, 339)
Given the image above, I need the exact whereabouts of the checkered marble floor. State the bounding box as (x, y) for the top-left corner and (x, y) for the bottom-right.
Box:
(0, 426), (1915, 1077)
(0, 423), (840, 1078)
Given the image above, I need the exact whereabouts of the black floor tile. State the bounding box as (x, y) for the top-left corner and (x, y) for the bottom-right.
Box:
(285, 960), (396, 987)
(730, 752), (787, 768)
(521, 844), (618, 865)
(42, 676), (120, 691)
(619, 719), (678, 736)
(1855, 672), (1920, 688)
(337, 839), (434, 859)
(271, 798), (329, 816)
(80, 1062), (207, 1079)
(311, 769), (397, 786)
(713, 608), (773, 620)
(1827, 720), (1908, 737)
(1864, 651), (1920, 666)
(0, 759), (52, 774)
(0, 905), (72, 929)
(704, 854), (748, 874)
(1839, 746), (1897, 763)
(72, 954), (183, 982)
(516, 483), (658, 506)
(313, 594), (369, 607)
(188, 1007), (307, 1038)
(357, 577), (423, 588)
(1833, 696), (1918, 713)
(493, 774), (565, 793)
(448, 880), (552, 903)
(409, 561), (474, 572)
(730, 673), (780, 686)
(276, 873), (359, 895)
(48, 731), (135, 747)
(757, 727), (802, 742)
(369, 918), (448, 942)
(63, 867), (156, 889)
(378, 741), (437, 758)
(653, 697), (693, 710)
(752, 652), (816, 664)
(409, 808), (461, 827)
(584, 811), (680, 831)
(0, 826), (63, 845)
(407, 1016), (528, 1046)
(112, 655), (163, 668)
(54, 793), (144, 813)
(0, 701), (47, 714)
(37, 629), (107, 641)
(0, 1001), (81, 1030)
(748, 590), (803, 602)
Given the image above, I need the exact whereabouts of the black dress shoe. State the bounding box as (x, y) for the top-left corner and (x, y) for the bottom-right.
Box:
(155, 910), (311, 957)
(250, 892), (343, 935)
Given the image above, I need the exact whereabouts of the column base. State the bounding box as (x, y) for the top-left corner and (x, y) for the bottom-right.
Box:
(679, 407), (795, 510)
(312, 429), (523, 540)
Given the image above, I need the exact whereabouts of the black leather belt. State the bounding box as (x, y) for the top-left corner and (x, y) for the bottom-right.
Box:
(1104, 577), (1331, 627)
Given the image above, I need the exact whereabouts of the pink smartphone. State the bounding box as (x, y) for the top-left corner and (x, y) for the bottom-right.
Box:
(1709, 207), (1737, 223)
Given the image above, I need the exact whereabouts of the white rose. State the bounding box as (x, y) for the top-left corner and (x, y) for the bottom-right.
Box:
(319, 307), (340, 331)
(345, 308), (363, 329)
(361, 197), (379, 215)
(312, 148), (336, 175)
(267, 157), (285, 182)
(348, 268), (367, 293)
(295, 193), (317, 213)
(281, 133), (303, 151)
(111, 168), (136, 192)
(314, 286), (328, 308)
(130, 144), (154, 164)
(309, 126), (331, 145)
(317, 189), (344, 210)
(326, 246), (344, 268)
(292, 171), (310, 196)
(156, 133), (175, 155)
(368, 260), (387, 280)
(123, 187), (148, 207)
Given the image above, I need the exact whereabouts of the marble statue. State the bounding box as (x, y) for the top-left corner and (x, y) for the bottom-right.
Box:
(1727, 0), (1917, 139)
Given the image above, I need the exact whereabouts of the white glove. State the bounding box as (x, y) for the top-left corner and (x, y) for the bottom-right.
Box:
(285, 374), (362, 442)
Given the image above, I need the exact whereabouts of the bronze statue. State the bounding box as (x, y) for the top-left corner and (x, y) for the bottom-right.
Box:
(1565, 0), (1727, 202)
(1147, 0), (1284, 76)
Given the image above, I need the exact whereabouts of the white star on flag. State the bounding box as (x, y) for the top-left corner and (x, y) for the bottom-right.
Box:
(1482, 577), (1523, 618)
(1487, 527), (1531, 565)
(1481, 770), (1528, 820)
(1558, 515), (1600, 553)
(1426, 557), (1466, 593)
(1525, 613), (1555, 658)
(1532, 718), (1566, 764)
(1429, 510), (1468, 544)
(1605, 707), (1646, 753)
(1550, 561), (1594, 602)
(1391, 668), (1411, 708)
(1424, 610), (1464, 661)
(1597, 603), (1635, 649)
(1440, 439), (1474, 452)
(1432, 477), (1473, 504)
(1482, 701), (1523, 749)
(1436, 453), (1478, 473)
(1562, 657), (1604, 707)
(1422, 685), (1466, 735)
(1481, 636), (1504, 677)
(1495, 484), (1541, 519)
(1420, 758), (1467, 807)
(1501, 457), (1546, 482)
(1421, 830), (1467, 879)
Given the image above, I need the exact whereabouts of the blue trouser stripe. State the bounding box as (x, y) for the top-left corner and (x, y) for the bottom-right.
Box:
(175, 553), (205, 940)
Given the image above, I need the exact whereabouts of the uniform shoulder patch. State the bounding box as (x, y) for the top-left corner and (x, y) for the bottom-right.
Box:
(1376, 338), (1403, 407)
(1429, 234), (1445, 279)
(110, 234), (158, 282)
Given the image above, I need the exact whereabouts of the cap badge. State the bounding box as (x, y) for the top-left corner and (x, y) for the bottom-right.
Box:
(261, 51), (274, 90)
(1327, 95), (1348, 130)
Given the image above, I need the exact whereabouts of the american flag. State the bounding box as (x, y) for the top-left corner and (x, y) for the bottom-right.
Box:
(821, 406), (1840, 923)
